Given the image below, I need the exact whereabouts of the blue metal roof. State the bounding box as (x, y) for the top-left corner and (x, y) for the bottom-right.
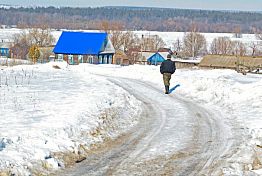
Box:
(53, 31), (107, 55)
(147, 53), (165, 63)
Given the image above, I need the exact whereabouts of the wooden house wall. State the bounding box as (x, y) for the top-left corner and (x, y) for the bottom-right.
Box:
(199, 55), (262, 69)
(175, 62), (199, 68)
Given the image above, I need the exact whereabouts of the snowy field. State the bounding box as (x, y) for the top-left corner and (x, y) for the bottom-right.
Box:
(0, 28), (260, 50)
(0, 62), (142, 175)
(0, 62), (261, 175)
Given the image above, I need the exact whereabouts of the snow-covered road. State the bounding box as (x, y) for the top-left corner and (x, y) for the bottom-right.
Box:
(1, 63), (261, 175)
(57, 76), (239, 175)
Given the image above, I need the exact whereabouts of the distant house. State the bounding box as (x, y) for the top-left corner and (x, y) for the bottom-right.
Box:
(128, 47), (176, 65)
(53, 31), (115, 65)
(199, 55), (262, 73)
(0, 39), (13, 58)
(113, 50), (129, 66)
(147, 48), (176, 65)
(135, 51), (155, 65)
(147, 53), (165, 65)
(173, 59), (201, 68)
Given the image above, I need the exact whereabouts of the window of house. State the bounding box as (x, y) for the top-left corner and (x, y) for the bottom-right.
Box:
(88, 55), (93, 64)
(108, 55), (112, 64)
(58, 54), (63, 61)
(99, 55), (103, 64)
(78, 55), (83, 63)
(68, 55), (74, 64)
(103, 55), (108, 64)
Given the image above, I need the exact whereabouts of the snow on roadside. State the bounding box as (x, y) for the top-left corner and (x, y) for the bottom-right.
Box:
(0, 62), (142, 175)
(0, 58), (31, 66)
(82, 64), (262, 175)
(0, 62), (261, 175)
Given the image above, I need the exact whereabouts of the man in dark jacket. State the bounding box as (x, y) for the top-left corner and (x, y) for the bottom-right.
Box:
(160, 54), (176, 94)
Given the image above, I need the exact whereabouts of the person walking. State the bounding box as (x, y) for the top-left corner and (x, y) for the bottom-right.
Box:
(160, 54), (176, 94)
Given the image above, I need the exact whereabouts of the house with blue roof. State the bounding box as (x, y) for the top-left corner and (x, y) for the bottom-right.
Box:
(53, 31), (115, 65)
(0, 39), (12, 58)
(147, 52), (166, 65)
(147, 48), (176, 65)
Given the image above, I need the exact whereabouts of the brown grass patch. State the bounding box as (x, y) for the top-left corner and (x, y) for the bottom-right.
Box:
(52, 65), (61, 69)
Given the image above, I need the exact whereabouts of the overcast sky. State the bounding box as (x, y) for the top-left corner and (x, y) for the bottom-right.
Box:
(1, 0), (262, 11)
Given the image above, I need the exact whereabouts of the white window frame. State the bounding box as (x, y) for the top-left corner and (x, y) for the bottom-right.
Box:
(108, 55), (112, 64)
(57, 54), (63, 61)
(103, 55), (108, 64)
(99, 55), (103, 64)
(88, 55), (93, 64)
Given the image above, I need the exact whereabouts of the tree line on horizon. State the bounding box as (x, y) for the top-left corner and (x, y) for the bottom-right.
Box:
(0, 6), (262, 33)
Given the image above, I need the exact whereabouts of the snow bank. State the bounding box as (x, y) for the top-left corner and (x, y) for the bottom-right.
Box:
(0, 58), (31, 66)
(0, 63), (142, 175)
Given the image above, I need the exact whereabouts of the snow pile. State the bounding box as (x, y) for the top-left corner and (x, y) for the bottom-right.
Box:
(0, 64), (142, 175)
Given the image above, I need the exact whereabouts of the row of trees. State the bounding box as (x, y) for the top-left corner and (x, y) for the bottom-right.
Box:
(1, 6), (262, 33)
(99, 21), (165, 52)
(10, 22), (262, 63)
(99, 21), (262, 60)
(175, 30), (262, 58)
(178, 35), (262, 58)
(11, 26), (55, 63)
(99, 21), (166, 64)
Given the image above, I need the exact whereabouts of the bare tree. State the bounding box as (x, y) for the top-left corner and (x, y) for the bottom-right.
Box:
(122, 31), (140, 52)
(257, 34), (262, 40)
(103, 20), (165, 52)
(210, 37), (233, 55)
(127, 49), (140, 65)
(140, 34), (165, 51)
(28, 26), (55, 47)
(231, 41), (246, 56)
(100, 21), (127, 51)
(233, 26), (242, 38)
(182, 31), (207, 58)
(249, 42), (257, 57)
(210, 38), (219, 55)
(248, 42), (261, 57)
(99, 20), (111, 33)
(10, 31), (31, 59)
(173, 38), (182, 52)
(10, 27), (55, 60)
(253, 28), (262, 40)
(152, 35), (165, 50)
(100, 21), (147, 55)
(220, 37), (233, 55)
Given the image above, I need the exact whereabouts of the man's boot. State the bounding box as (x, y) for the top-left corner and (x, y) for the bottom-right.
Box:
(165, 86), (169, 94)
